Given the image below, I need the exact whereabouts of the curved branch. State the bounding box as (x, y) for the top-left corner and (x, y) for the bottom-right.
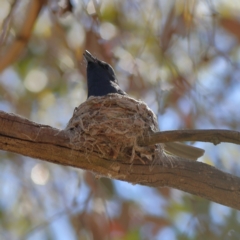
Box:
(0, 111), (240, 210)
(0, 0), (18, 45)
(142, 129), (240, 146)
(0, 0), (46, 72)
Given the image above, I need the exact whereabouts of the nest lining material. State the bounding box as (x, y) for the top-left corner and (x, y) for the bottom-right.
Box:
(65, 94), (163, 164)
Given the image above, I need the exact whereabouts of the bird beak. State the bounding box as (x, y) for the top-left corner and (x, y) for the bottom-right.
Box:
(83, 50), (95, 63)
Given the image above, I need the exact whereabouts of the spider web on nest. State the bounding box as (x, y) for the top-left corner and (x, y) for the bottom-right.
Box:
(65, 94), (167, 165)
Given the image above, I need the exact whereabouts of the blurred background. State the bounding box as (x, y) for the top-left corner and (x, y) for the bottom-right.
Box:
(1, 0), (240, 239)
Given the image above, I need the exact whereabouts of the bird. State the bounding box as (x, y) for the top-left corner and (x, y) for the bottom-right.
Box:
(83, 50), (204, 161)
(83, 50), (126, 98)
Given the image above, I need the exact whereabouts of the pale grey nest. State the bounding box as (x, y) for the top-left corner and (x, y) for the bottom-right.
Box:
(65, 94), (162, 164)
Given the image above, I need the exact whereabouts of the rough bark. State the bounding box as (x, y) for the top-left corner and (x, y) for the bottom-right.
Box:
(0, 111), (240, 210)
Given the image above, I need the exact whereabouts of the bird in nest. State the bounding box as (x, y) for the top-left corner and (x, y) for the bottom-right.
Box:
(83, 50), (204, 161)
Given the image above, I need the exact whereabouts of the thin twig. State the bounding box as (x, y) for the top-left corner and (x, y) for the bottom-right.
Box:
(141, 129), (240, 146)
(0, 0), (18, 45)
(0, 0), (46, 72)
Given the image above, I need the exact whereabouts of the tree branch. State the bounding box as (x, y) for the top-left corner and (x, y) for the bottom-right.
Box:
(0, 0), (18, 45)
(0, 0), (46, 72)
(142, 129), (240, 146)
(0, 111), (240, 210)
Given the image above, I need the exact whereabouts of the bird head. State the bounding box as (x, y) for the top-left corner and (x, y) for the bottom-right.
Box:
(83, 50), (117, 86)
(83, 50), (126, 98)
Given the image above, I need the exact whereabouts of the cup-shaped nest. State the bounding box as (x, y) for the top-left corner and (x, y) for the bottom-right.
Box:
(65, 94), (161, 164)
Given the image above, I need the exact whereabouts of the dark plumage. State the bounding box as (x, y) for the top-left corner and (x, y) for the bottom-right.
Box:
(83, 50), (126, 98)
